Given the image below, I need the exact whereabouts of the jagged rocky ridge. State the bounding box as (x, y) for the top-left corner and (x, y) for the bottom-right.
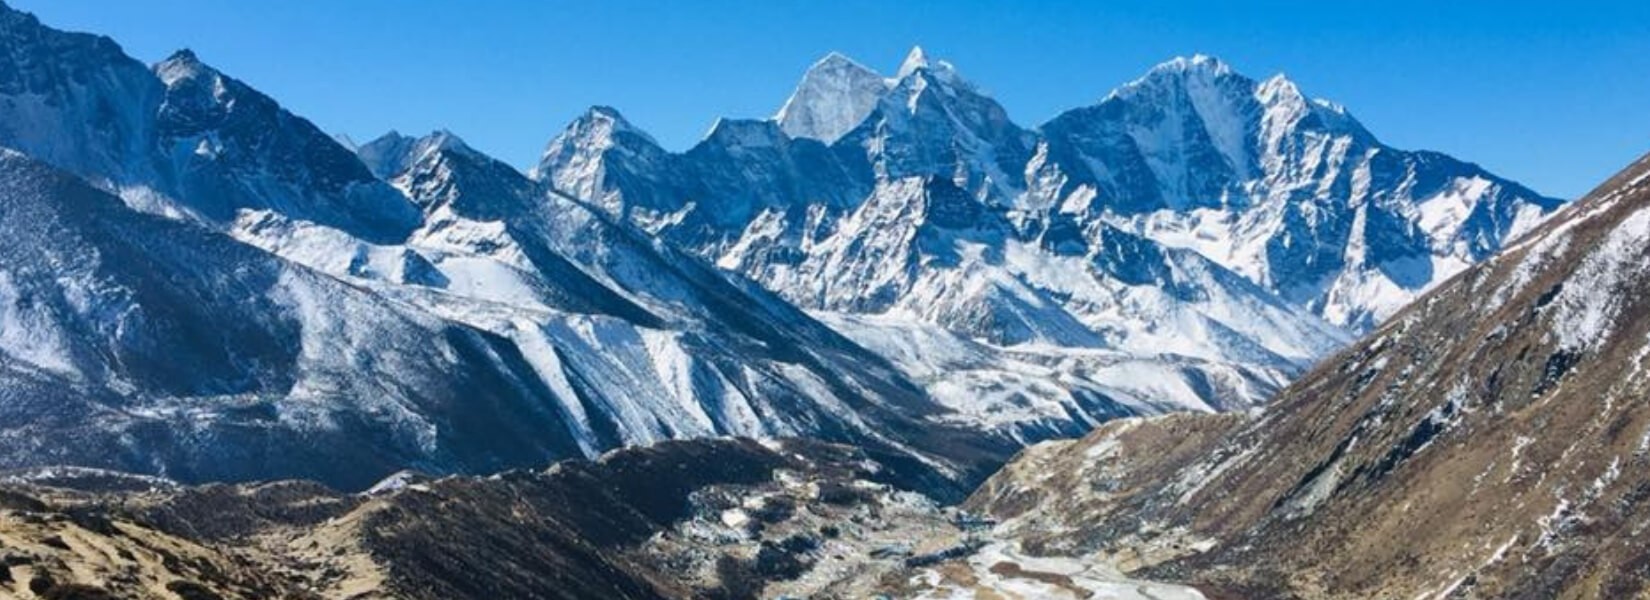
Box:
(535, 48), (1560, 427)
(0, 4), (1014, 496)
(966, 150), (1650, 598)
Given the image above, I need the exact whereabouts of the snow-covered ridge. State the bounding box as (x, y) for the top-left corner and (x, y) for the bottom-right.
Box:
(536, 47), (1555, 424)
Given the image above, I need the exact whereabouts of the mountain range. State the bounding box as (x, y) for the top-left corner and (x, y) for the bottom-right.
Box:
(0, 0), (1560, 496)
(8, 139), (1648, 596)
(967, 149), (1650, 598)
(535, 47), (1560, 430)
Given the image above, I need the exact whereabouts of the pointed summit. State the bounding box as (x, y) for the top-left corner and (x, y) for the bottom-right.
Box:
(357, 129), (478, 180)
(775, 51), (889, 143)
(166, 47), (199, 63)
(897, 45), (931, 78)
(356, 131), (417, 179)
(1149, 53), (1233, 76)
(814, 51), (864, 70)
(414, 128), (468, 154)
(531, 104), (668, 188)
(891, 45), (973, 92)
(147, 45), (422, 241)
(575, 105), (654, 144)
(154, 47), (215, 85)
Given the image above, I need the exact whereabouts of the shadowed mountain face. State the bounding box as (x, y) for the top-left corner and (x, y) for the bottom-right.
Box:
(966, 150), (1650, 598)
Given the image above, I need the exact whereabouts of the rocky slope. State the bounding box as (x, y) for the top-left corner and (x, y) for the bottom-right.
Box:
(0, 437), (1199, 600)
(967, 149), (1650, 598)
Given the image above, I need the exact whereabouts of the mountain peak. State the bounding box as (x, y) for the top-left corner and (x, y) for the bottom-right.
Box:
(359, 128), (498, 185)
(584, 104), (626, 120)
(1101, 53), (1246, 106)
(891, 45), (974, 94)
(167, 47), (200, 63)
(1149, 53), (1233, 76)
(357, 131), (418, 179)
(579, 105), (645, 136)
(418, 128), (467, 150)
(365, 129), (409, 145)
(776, 51), (890, 143)
(531, 105), (664, 183)
(559, 105), (657, 148)
(814, 50), (872, 72)
(154, 47), (217, 85)
(897, 45), (931, 78)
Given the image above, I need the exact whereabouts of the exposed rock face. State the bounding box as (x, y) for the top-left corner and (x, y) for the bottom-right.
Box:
(967, 150), (1650, 598)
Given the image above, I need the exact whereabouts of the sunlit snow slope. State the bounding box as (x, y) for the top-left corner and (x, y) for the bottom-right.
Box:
(0, 4), (1011, 494)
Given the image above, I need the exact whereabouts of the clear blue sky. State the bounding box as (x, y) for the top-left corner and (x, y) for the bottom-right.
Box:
(13, 0), (1650, 198)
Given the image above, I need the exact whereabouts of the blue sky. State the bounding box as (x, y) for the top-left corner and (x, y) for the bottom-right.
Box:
(14, 1), (1650, 198)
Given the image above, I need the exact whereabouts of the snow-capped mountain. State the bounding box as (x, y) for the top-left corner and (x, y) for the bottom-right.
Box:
(152, 49), (424, 242)
(0, 4), (164, 195)
(547, 49), (1478, 422)
(546, 52), (1563, 332)
(1032, 54), (1564, 329)
(0, 7), (422, 243)
(0, 4), (1022, 494)
(535, 47), (1561, 424)
(775, 51), (888, 143)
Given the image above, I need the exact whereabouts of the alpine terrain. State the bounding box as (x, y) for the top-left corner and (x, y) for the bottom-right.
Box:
(0, 1), (1639, 599)
(966, 150), (1650, 597)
